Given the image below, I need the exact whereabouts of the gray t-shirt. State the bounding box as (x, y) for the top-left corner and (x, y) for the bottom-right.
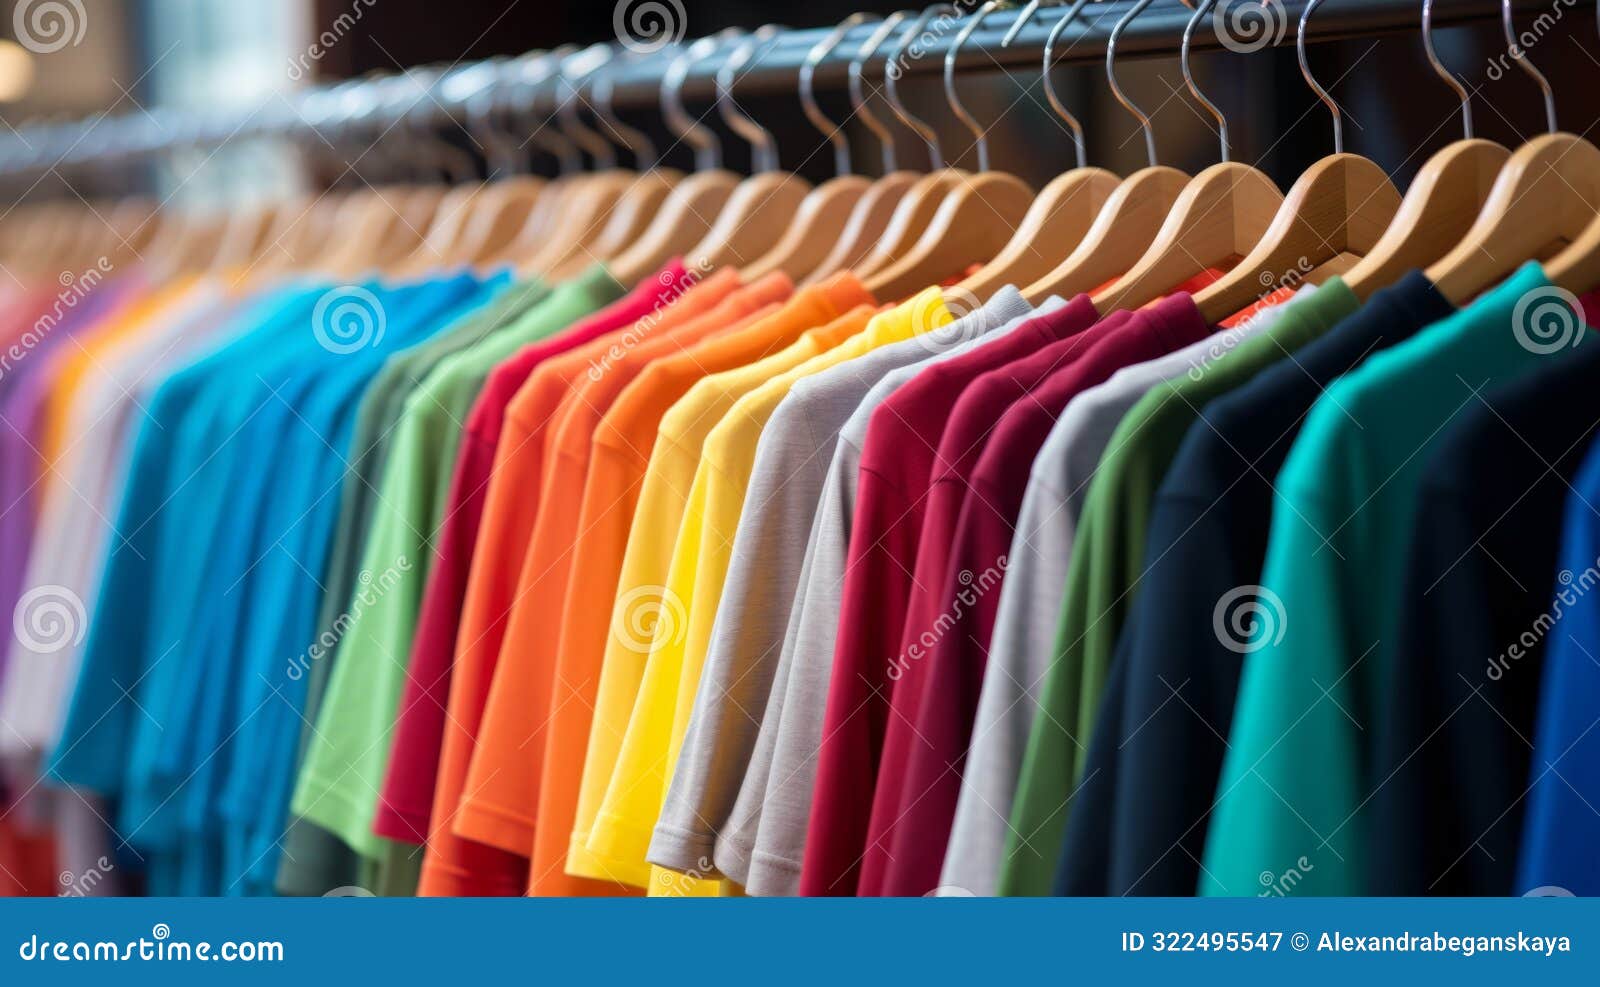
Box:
(646, 288), (1035, 884)
(937, 291), (1306, 895)
(709, 297), (1069, 895)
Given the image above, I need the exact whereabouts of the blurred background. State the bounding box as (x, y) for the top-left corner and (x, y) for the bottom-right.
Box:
(1, 0), (1596, 205)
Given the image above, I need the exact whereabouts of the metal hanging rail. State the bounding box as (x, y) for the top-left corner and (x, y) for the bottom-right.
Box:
(0, 0), (1546, 180)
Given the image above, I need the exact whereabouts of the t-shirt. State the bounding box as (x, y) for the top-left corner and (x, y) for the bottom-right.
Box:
(1053, 275), (1443, 897)
(567, 279), (875, 887)
(799, 295), (1103, 897)
(1001, 279), (1362, 895)
(1201, 263), (1576, 896)
(879, 294), (1215, 896)
(290, 267), (629, 872)
(276, 277), (553, 896)
(732, 299), (1065, 898)
(647, 288), (1030, 889)
(939, 293), (1298, 896)
(1519, 426), (1600, 896)
(1371, 293), (1600, 895)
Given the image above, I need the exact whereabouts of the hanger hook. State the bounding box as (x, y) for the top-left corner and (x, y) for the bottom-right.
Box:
(519, 50), (582, 176)
(558, 45), (618, 171)
(944, 1), (1004, 173)
(886, 6), (955, 171)
(805, 13), (877, 177)
(663, 36), (722, 171)
(1021, 0), (1091, 170)
(1502, 0), (1558, 133)
(1180, 0), (1230, 161)
(594, 55), (658, 169)
(717, 26), (783, 173)
(1298, 0), (1345, 153)
(1107, 0), (1160, 167)
(1421, 0), (1472, 139)
(850, 12), (911, 175)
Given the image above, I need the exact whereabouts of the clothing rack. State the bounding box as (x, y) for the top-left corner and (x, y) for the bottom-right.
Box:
(0, 0), (1544, 180)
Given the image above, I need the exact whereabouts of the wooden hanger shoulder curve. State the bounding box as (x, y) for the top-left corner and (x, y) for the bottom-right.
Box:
(863, 171), (1035, 303)
(1193, 152), (1400, 324)
(1425, 133), (1600, 305)
(800, 171), (918, 287)
(740, 175), (871, 282)
(561, 168), (683, 280)
(958, 166), (1121, 304)
(457, 175), (548, 269)
(683, 171), (812, 273)
(851, 171), (966, 280)
(1021, 165), (1189, 306)
(518, 170), (639, 277)
(1090, 162), (1282, 314)
(1342, 139), (1508, 301)
(605, 169), (741, 287)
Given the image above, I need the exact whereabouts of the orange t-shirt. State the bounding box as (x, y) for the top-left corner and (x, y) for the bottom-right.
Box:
(453, 272), (793, 862)
(496, 276), (875, 895)
(417, 269), (743, 895)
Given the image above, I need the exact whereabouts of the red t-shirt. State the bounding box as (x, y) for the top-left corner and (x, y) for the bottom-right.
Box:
(798, 294), (1102, 897)
(877, 293), (1213, 895)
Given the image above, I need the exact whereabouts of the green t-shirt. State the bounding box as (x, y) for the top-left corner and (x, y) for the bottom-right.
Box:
(276, 276), (550, 897)
(999, 280), (1360, 895)
(288, 265), (623, 878)
(1201, 262), (1571, 896)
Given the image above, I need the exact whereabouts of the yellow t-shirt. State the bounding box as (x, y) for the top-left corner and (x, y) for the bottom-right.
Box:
(586, 288), (951, 896)
(567, 303), (878, 887)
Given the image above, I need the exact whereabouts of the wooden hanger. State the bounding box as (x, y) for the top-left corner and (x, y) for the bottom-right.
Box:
(1426, 2), (1600, 304)
(741, 15), (883, 282)
(681, 29), (811, 273)
(1089, 0), (1284, 313)
(863, 4), (1036, 301)
(1193, 0), (1400, 323)
(1022, 0), (1193, 306)
(1342, 0), (1508, 300)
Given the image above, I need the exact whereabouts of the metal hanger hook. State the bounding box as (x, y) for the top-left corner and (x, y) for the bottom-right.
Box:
(558, 45), (619, 171)
(851, 12), (912, 175)
(1298, 0), (1345, 153)
(594, 54), (658, 169)
(663, 35), (723, 171)
(1181, 0), (1230, 161)
(1011, 0), (1090, 171)
(805, 13), (878, 177)
(945, 0), (1005, 173)
(1502, 0), (1558, 133)
(1422, 0), (1473, 139)
(887, 5), (957, 171)
(717, 26), (784, 173)
(1107, 0), (1160, 168)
